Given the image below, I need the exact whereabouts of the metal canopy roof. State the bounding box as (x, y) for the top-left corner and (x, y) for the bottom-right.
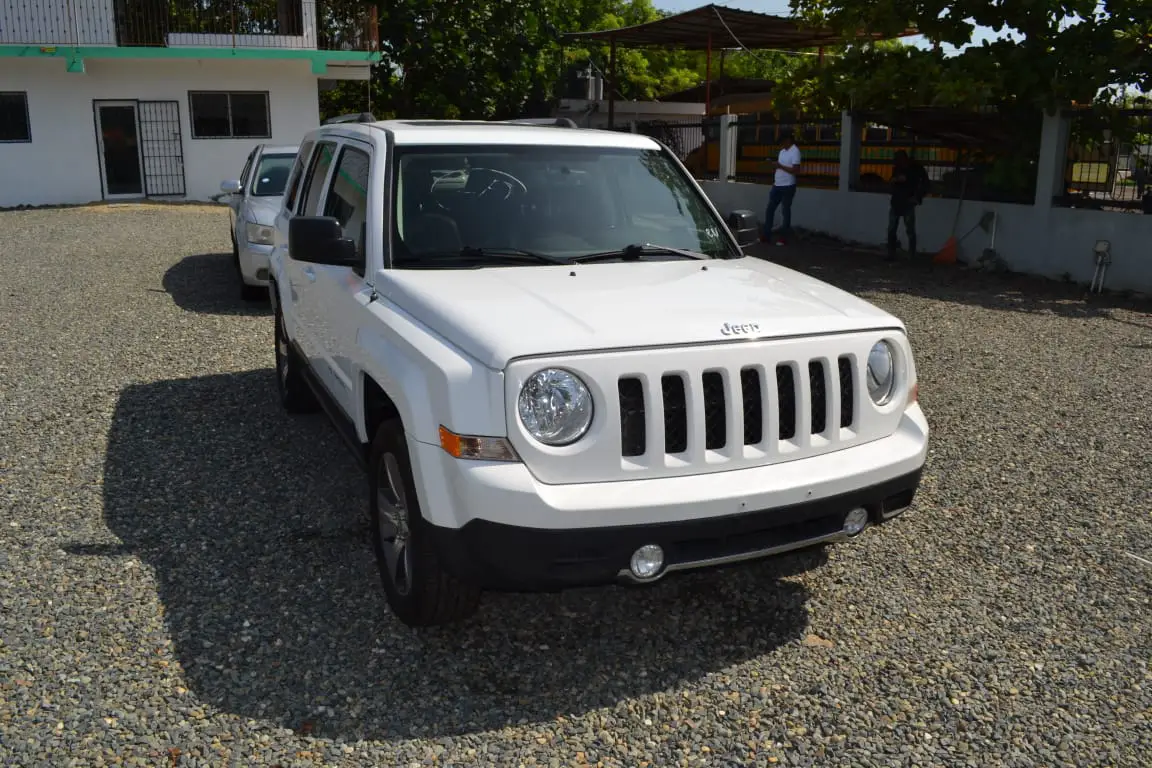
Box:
(561, 3), (918, 50)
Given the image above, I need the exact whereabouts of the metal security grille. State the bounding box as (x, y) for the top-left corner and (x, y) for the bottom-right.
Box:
(137, 100), (185, 196)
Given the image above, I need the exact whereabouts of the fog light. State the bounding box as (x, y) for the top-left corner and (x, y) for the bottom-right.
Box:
(629, 544), (665, 579)
(843, 507), (869, 536)
(256, 268), (270, 280)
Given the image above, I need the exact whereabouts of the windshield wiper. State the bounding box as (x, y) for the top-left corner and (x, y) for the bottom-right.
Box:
(570, 243), (711, 263)
(460, 246), (565, 264)
(393, 246), (563, 268)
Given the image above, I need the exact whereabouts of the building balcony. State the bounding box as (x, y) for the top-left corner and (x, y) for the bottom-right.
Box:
(1, 0), (379, 53)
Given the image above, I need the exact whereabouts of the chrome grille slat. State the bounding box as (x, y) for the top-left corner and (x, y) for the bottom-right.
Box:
(642, 373), (665, 465)
(684, 371), (709, 463)
(824, 356), (841, 438)
(762, 363), (780, 456)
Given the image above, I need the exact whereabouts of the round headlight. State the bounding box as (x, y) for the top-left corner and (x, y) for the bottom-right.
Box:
(517, 368), (594, 446)
(866, 341), (896, 405)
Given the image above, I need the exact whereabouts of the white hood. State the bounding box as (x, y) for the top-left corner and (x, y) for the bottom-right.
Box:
(376, 256), (903, 369)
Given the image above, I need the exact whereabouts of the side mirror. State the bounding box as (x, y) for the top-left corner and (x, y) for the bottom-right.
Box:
(726, 209), (760, 248)
(220, 179), (243, 194)
(288, 216), (359, 267)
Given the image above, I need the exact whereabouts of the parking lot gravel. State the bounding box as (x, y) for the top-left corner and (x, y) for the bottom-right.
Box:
(1, 204), (1149, 767)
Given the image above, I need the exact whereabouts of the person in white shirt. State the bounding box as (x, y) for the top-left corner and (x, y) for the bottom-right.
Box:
(762, 129), (802, 246)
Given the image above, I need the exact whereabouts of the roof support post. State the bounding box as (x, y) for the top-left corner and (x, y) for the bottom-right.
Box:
(607, 34), (617, 129)
(705, 31), (712, 115)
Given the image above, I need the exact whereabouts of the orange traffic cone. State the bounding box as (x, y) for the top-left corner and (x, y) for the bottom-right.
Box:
(933, 236), (957, 264)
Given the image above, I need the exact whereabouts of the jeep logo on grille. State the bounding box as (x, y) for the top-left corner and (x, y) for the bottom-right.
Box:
(720, 322), (760, 336)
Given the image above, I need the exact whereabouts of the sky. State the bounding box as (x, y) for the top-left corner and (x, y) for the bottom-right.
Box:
(653, 0), (1017, 54)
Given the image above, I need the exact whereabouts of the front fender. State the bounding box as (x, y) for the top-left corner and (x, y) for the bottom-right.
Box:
(356, 300), (506, 447)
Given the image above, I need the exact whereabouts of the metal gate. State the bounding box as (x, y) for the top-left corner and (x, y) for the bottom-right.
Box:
(137, 100), (186, 196)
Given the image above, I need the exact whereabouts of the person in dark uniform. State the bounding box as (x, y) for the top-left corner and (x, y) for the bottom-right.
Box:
(887, 150), (930, 260)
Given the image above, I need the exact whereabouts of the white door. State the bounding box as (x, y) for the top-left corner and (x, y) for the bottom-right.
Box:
(310, 139), (375, 419)
(94, 101), (146, 199)
(286, 139), (340, 396)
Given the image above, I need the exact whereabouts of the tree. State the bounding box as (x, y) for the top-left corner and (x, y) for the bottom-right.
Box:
(318, 0), (811, 121)
(787, 0), (1152, 111)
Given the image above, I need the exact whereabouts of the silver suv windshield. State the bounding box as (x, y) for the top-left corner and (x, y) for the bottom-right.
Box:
(390, 144), (738, 267)
(251, 153), (297, 197)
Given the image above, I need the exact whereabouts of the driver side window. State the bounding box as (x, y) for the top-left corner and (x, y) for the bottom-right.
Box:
(322, 145), (370, 272)
(298, 141), (337, 216)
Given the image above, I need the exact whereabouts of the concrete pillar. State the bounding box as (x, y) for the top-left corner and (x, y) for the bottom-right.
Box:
(1033, 109), (1072, 209)
(718, 113), (737, 182)
(838, 109), (861, 193)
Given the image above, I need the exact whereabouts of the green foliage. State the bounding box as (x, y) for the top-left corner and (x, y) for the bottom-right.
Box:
(317, 0), (1151, 122)
(788, 0), (1152, 111)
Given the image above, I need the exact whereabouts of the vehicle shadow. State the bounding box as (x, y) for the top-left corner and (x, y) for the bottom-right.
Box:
(161, 252), (270, 316)
(753, 238), (1152, 323)
(77, 369), (819, 743)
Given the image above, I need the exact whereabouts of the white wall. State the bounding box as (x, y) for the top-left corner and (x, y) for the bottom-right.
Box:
(0, 0), (116, 46)
(0, 57), (320, 207)
(702, 181), (1152, 294)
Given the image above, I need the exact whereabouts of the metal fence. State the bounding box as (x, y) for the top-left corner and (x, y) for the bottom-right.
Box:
(633, 118), (716, 179)
(1060, 108), (1152, 214)
(730, 117), (842, 186)
(1, 0), (378, 51)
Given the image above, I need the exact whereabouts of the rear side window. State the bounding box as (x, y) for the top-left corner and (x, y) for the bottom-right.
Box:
(283, 139), (315, 212)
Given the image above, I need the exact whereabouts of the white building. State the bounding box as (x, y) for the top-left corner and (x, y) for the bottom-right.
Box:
(0, 0), (379, 208)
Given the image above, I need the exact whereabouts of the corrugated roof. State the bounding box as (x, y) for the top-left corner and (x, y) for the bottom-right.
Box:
(561, 4), (918, 50)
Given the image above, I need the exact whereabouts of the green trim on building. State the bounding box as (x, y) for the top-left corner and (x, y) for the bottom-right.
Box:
(0, 45), (380, 73)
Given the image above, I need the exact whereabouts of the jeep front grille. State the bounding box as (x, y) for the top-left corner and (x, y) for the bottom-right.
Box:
(617, 356), (857, 459)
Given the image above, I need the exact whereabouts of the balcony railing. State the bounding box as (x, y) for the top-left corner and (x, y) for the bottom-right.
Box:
(0, 0), (379, 52)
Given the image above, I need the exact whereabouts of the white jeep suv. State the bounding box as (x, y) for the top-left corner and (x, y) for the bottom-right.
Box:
(268, 117), (929, 627)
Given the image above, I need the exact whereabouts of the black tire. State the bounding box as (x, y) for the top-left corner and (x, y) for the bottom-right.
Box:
(368, 417), (481, 627)
(273, 306), (319, 414)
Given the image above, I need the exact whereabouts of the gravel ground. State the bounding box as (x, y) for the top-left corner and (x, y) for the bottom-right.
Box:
(1, 204), (1149, 767)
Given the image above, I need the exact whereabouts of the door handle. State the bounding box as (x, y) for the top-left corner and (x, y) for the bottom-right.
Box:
(303, 266), (316, 282)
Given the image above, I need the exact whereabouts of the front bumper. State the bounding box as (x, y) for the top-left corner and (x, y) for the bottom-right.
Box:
(237, 242), (273, 286)
(428, 467), (921, 591)
(411, 405), (929, 591)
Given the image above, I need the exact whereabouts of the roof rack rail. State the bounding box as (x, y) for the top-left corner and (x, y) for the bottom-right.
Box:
(323, 112), (377, 125)
(501, 117), (578, 128)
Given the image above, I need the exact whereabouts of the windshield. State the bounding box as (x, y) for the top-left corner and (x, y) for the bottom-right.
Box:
(390, 144), (737, 266)
(251, 153), (297, 196)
